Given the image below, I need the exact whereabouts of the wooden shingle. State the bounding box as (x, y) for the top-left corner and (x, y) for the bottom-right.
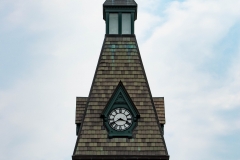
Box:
(73, 37), (169, 159)
(75, 97), (87, 124)
(76, 97), (166, 125)
(153, 97), (166, 125)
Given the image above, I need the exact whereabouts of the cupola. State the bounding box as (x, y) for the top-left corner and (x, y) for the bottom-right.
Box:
(103, 0), (137, 35)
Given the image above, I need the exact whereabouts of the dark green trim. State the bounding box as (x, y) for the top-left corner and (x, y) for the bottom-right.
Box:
(103, 7), (137, 20)
(73, 155), (170, 160)
(118, 12), (121, 35)
(105, 9), (136, 13)
(161, 124), (165, 135)
(106, 12), (109, 34)
(131, 12), (134, 34)
(104, 6), (137, 35)
(106, 11), (135, 35)
(101, 81), (140, 138)
(105, 34), (135, 37)
(103, 0), (137, 7)
(105, 9), (136, 21)
(76, 124), (80, 136)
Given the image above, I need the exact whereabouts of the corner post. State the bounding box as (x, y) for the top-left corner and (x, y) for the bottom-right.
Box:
(106, 12), (109, 34)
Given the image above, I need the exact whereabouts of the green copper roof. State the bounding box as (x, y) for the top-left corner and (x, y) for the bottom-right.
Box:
(103, 0), (137, 6)
(103, 0), (138, 21)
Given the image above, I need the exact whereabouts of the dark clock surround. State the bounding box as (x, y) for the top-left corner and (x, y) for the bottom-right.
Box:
(101, 81), (140, 138)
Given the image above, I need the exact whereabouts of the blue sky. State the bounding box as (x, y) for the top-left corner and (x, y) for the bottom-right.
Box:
(0, 0), (240, 160)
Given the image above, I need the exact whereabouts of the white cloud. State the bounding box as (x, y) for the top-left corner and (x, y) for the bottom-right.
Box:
(0, 1), (105, 159)
(1, 0), (240, 160)
(138, 0), (240, 159)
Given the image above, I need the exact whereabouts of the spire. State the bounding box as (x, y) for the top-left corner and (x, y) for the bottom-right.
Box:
(72, 1), (169, 159)
(72, 36), (169, 159)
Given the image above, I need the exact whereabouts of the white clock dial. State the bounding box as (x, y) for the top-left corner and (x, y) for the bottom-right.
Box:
(108, 108), (132, 131)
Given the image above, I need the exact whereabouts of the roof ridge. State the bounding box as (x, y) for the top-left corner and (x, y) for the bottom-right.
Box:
(72, 37), (107, 156)
(134, 36), (169, 155)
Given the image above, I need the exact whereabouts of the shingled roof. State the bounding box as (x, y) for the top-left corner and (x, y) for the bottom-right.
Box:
(76, 97), (166, 125)
(75, 97), (87, 124)
(103, 0), (137, 6)
(153, 97), (166, 125)
(72, 36), (169, 159)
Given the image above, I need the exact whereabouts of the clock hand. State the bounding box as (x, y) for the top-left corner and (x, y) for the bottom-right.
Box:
(118, 118), (131, 122)
(112, 118), (125, 123)
(113, 118), (131, 122)
(112, 118), (122, 123)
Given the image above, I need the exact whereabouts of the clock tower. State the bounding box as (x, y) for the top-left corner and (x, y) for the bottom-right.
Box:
(73, 0), (169, 159)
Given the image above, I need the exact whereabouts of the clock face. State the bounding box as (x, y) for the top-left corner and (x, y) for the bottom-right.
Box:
(108, 108), (133, 131)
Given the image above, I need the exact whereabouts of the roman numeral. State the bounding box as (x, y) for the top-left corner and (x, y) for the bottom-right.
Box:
(126, 121), (131, 125)
(119, 126), (122, 130)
